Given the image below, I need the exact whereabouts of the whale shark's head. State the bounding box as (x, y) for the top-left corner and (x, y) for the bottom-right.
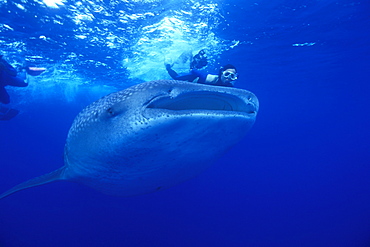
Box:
(64, 80), (259, 196)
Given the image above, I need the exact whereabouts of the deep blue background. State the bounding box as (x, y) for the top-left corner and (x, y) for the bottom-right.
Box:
(1, 0), (370, 246)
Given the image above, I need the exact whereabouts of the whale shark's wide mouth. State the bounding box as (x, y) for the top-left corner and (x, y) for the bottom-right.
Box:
(145, 91), (257, 115)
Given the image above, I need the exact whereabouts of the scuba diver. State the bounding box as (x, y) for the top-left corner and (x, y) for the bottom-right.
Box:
(165, 49), (238, 87)
(0, 55), (46, 120)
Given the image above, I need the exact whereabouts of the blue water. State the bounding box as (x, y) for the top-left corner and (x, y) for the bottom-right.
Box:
(1, 0), (370, 246)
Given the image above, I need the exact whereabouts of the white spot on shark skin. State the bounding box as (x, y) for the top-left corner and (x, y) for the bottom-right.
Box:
(0, 80), (259, 199)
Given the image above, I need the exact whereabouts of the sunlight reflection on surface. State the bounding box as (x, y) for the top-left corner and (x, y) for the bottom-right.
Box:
(43, 0), (64, 8)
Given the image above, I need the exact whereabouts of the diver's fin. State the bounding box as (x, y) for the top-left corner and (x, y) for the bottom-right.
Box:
(0, 167), (66, 199)
(172, 50), (193, 70)
(190, 49), (208, 69)
(176, 50), (193, 64)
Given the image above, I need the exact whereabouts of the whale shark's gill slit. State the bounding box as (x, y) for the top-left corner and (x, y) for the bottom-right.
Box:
(147, 91), (252, 113)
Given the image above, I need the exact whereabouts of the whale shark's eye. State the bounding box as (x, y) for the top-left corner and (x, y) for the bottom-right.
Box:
(107, 107), (115, 116)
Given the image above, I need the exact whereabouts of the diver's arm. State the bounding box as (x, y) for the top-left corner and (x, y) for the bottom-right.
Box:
(166, 65), (198, 82)
(166, 64), (180, 79)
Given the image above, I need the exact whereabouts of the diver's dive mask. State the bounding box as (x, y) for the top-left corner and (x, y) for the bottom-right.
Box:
(222, 71), (238, 81)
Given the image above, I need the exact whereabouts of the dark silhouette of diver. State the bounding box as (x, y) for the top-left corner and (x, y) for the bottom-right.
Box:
(165, 49), (239, 87)
(0, 55), (45, 120)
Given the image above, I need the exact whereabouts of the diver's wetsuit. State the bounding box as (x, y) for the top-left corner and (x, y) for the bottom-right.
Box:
(165, 50), (234, 87)
(0, 56), (28, 104)
(166, 65), (233, 87)
(166, 65), (208, 83)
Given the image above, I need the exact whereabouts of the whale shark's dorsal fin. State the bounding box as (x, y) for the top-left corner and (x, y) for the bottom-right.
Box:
(0, 167), (66, 199)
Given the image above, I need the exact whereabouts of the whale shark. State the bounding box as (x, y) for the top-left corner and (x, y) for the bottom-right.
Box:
(0, 80), (259, 199)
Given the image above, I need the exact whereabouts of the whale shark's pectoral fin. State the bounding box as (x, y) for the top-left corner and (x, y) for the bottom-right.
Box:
(0, 167), (66, 199)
